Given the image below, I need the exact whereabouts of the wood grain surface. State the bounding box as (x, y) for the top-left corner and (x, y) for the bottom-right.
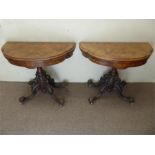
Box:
(2, 42), (76, 68)
(80, 42), (153, 69)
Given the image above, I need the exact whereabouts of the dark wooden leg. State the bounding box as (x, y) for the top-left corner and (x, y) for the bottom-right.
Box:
(19, 78), (39, 104)
(115, 84), (134, 103)
(19, 90), (38, 104)
(50, 94), (65, 106)
(88, 93), (102, 104)
(19, 67), (65, 105)
(88, 68), (134, 104)
(47, 82), (64, 106)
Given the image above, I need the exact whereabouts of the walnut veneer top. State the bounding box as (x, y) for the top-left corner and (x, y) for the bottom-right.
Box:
(80, 42), (153, 69)
(2, 42), (76, 68)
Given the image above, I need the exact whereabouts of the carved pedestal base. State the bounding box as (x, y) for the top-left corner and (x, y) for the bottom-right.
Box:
(19, 67), (64, 106)
(88, 68), (134, 104)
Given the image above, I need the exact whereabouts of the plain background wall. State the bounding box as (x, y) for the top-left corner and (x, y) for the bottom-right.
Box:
(0, 19), (154, 82)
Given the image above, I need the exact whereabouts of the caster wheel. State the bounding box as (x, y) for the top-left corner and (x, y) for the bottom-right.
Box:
(87, 79), (93, 87)
(19, 96), (27, 104)
(88, 97), (94, 105)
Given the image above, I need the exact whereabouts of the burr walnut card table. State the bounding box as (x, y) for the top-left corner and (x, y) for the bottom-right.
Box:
(80, 42), (153, 104)
(2, 42), (76, 105)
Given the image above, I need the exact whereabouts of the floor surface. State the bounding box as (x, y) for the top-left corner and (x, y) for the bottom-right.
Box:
(0, 82), (154, 134)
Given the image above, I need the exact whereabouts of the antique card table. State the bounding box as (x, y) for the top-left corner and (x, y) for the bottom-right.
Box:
(2, 42), (76, 105)
(80, 42), (153, 104)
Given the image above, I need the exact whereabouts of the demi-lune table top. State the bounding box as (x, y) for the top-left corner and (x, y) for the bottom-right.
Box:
(80, 42), (153, 69)
(2, 42), (76, 68)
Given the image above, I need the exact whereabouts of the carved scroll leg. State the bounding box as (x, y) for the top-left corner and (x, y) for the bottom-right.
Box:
(47, 86), (65, 106)
(116, 86), (134, 103)
(88, 93), (102, 105)
(88, 84), (107, 104)
(19, 84), (39, 104)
